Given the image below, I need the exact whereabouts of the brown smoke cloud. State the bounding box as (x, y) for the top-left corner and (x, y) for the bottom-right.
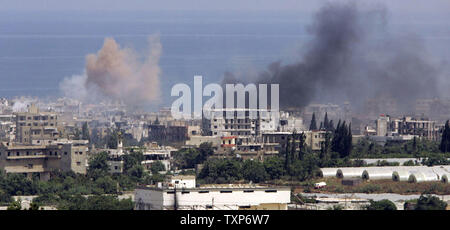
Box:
(60, 35), (162, 106)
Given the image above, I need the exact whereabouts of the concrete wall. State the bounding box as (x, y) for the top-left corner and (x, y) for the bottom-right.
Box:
(135, 187), (291, 210)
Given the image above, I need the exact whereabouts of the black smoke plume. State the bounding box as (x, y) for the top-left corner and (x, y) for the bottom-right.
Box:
(222, 1), (442, 114)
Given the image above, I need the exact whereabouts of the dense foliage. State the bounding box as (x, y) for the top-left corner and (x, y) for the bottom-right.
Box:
(173, 142), (215, 169)
(414, 195), (448, 210)
(365, 199), (397, 210)
(0, 151), (162, 209)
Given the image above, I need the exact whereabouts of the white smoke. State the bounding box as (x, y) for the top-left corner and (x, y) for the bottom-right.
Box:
(12, 100), (31, 112)
(59, 73), (88, 101)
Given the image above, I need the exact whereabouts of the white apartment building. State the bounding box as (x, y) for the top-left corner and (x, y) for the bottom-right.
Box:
(202, 108), (279, 137)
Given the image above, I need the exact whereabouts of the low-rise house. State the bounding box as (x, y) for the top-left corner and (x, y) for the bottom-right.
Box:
(134, 176), (290, 210)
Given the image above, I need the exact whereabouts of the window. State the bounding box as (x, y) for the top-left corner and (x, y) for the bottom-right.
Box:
(220, 190), (232, 193)
(198, 191), (209, 193)
(64, 152), (68, 155)
(28, 164), (33, 169)
(181, 191), (190, 194)
(76, 162), (81, 166)
(167, 191), (175, 194)
(243, 190), (254, 193)
(265, 190), (277, 193)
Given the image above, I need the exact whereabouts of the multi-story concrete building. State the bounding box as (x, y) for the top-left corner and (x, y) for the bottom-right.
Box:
(202, 108), (279, 146)
(0, 140), (89, 180)
(185, 136), (221, 148)
(203, 108), (325, 160)
(390, 116), (438, 140)
(0, 114), (16, 142)
(376, 115), (389, 137)
(261, 130), (326, 155)
(369, 115), (439, 141)
(148, 123), (188, 145)
(14, 104), (59, 145)
(141, 142), (177, 172)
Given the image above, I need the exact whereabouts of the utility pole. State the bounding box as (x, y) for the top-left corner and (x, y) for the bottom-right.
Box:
(173, 186), (178, 210)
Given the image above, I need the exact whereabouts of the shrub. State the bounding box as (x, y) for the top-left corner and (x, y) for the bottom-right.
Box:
(365, 199), (397, 210)
(415, 195), (447, 210)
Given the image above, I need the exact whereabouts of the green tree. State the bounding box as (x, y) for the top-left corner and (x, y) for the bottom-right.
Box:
(127, 165), (145, 181)
(421, 154), (449, 166)
(7, 200), (21, 210)
(323, 112), (329, 131)
(173, 145), (211, 169)
(123, 151), (144, 172)
(88, 152), (110, 179)
(365, 199), (397, 210)
(332, 121), (352, 158)
(28, 202), (40, 210)
(198, 159), (242, 183)
(415, 195), (447, 210)
(0, 189), (13, 204)
(263, 157), (285, 180)
(197, 142), (215, 163)
(440, 120), (450, 153)
(412, 136), (418, 154)
(241, 160), (267, 183)
(82, 122), (90, 141)
(288, 153), (320, 181)
(107, 129), (120, 149)
(309, 113), (317, 130)
(94, 176), (117, 194)
(88, 152), (109, 172)
(73, 128), (81, 140)
(150, 161), (166, 174)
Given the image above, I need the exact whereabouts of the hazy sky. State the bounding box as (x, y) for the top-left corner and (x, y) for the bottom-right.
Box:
(1, 0), (449, 14)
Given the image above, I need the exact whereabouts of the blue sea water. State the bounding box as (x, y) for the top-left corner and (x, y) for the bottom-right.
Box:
(0, 10), (449, 106)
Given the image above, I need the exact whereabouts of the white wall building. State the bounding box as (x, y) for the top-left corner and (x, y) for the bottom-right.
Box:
(134, 184), (291, 210)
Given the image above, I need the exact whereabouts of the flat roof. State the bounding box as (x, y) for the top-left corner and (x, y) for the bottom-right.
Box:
(170, 175), (196, 180)
(137, 185), (290, 192)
